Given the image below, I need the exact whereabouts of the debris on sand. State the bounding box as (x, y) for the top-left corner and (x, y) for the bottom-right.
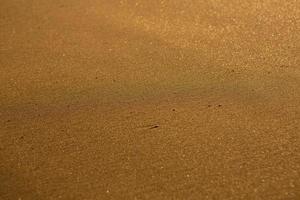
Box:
(149, 125), (159, 129)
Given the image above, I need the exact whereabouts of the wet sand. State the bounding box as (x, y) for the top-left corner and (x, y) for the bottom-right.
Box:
(1, 0), (300, 199)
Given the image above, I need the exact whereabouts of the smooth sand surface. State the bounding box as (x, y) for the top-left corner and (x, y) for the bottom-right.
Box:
(1, 0), (300, 199)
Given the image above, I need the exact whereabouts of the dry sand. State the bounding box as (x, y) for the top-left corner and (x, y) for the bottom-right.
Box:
(1, 0), (300, 199)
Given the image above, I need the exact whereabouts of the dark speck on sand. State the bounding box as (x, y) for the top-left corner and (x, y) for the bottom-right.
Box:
(149, 125), (159, 129)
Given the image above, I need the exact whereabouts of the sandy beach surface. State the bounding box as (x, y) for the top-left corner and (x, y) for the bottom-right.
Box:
(1, 0), (300, 199)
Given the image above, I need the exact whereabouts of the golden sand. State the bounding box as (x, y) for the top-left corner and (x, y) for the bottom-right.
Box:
(1, 0), (299, 199)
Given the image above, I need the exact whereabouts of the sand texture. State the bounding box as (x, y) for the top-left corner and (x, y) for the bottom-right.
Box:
(1, 0), (300, 199)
